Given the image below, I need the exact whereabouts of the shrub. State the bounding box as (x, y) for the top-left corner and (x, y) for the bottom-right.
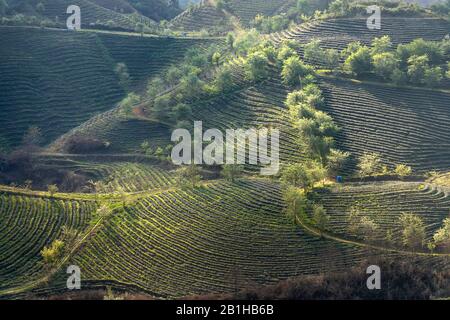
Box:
(344, 46), (372, 76)
(41, 240), (64, 266)
(423, 66), (443, 87)
(395, 164), (412, 177)
(47, 184), (59, 197)
(433, 218), (450, 249)
(65, 136), (109, 154)
(357, 152), (382, 177)
(372, 52), (398, 80)
(399, 213), (426, 250)
(244, 51), (269, 82)
(407, 55), (429, 84)
(281, 56), (313, 86)
(221, 164), (244, 182)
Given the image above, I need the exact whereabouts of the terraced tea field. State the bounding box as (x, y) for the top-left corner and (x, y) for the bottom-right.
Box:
(0, 27), (217, 148)
(49, 108), (172, 154)
(65, 179), (366, 297)
(313, 181), (450, 244)
(0, 27), (125, 148)
(38, 0), (155, 30)
(318, 77), (450, 173)
(97, 33), (222, 86)
(272, 17), (450, 53)
(228, 0), (293, 25)
(37, 156), (177, 192)
(170, 2), (232, 32)
(0, 193), (97, 291)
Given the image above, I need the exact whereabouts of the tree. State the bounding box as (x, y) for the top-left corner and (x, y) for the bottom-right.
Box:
(423, 66), (443, 87)
(344, 46), (372, 76)
(176, 164), (202, 188)
(212, 52), (221, 66)
(371, 36), (392, 55)
(36, 2), (45, 14)
(323, 49), (340, 72)
(399, 213), (425, 250)
(281, 163), (310, 189)
(359, 216), (379, 243)
(172, 103), (192, 122)
(340, 41), (363, 60)
(433, 218), (450, 249)
(277, 45), (297, 64)
(214, 66), (235, 93)
(244, 51), (269, 82)
(372, 52), (398, 80)
(226, 33), (235, 50)
(221, 164), (244, 182)
(357, 152), (382, 177)
(283, 186), (308, 221)
(326, 149), (350, 177)
(114, 63), (130, 88)
(47, 184), (59, 197)
(165, 66), (182, 86)
(135, 22), (144, 36)
(152, 96), (171, 121)
(312, 204), (329, 235)
(41, 239), (64, 267)
(147, 77), (164, 99)
(407, 54), (429, 84)
(390, 68), (407, 85)
(119, 93), (141, 116)
(394, 164), (412, 177)
(303, 39), (322, 63)
(281, 56), (313, 86)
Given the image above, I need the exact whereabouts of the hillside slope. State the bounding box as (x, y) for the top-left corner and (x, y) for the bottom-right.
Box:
(0, 27), (218, 149)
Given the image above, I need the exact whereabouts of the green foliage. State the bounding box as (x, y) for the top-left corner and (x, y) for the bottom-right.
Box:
(407, 55), (429, 85)
(244, 51), (269, 82)
(344, 46), (372, 76)
(212, 52), (221, 66)
(119, 93), (141, 116)
(326, 149), (350, 177)
(153, 95), (171, 121)
(312, 204), (329, 234)
(41, 239), (64, 266)
(371, 36), (392, 55)
(372, 52), (398, 80)
(394, 164), (412, 177)
(172, 103), (192, 122)
(47, 184), (59, 197)
(398, 213), (426, 250)
(251, 14), (289, 34)
(433, 218), (450, 249)
(221, 164), (244, 182)
(147, 77), (165, 99)
(281, 56), (314, 86)
(213, 65), (235, 93)
(176, 164), (202, 188)
(357, 152), (382, 177)
(283, 186), (308, 221)
(281, 161), (327, 191)
(114, 63), (130, 89)
(303, 40), (339, 71)
(234, 29), (260, 55)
